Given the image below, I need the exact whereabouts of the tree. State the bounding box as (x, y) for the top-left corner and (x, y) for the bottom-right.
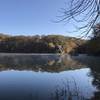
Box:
(59, 0), (100, 37)
(92, 23), (100, 38)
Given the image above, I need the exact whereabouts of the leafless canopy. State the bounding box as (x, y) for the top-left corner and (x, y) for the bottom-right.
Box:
(59, 0), (100, 37)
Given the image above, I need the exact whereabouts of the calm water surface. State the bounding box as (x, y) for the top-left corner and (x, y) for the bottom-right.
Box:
(0, 54), (100, 100)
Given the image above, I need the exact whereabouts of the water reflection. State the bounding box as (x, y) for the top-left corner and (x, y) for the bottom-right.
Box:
(0, 68), (94, 100)
(73, 55), (100, 100)
(0, 54), (99, 100)
(0, 54), (84, 72)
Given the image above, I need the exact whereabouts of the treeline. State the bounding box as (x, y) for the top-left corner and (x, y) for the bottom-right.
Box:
(87, 23), (100, 55)
(77, 23), (100, 56)
(0, 34), (85, 53)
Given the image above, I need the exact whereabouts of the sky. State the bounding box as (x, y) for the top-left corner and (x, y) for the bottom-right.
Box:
(0, 0), (78, 36)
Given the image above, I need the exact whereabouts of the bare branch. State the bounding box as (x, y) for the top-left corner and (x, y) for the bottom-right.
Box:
(58, 0), (100, 37)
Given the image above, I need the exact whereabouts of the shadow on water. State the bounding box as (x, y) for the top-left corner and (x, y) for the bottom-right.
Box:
(0, 54), (99, 100)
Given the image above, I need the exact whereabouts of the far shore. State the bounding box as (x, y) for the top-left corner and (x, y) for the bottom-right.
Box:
(0, 53), (88, 56)
(0, 53), (68, 55)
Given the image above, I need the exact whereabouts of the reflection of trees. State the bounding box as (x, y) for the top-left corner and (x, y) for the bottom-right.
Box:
(0, 54), (84, 72)
(90, 71), (100, 100)
(74, 55), (100, 100)
(0, 78), (89, 100)
(0, 54), (100, 100)
(51, 79), (88, 100)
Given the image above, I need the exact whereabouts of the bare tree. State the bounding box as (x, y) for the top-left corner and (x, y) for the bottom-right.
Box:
(58, 0), (100, 37)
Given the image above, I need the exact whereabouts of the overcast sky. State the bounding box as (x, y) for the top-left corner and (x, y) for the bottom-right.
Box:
(0, 0), (78, 36)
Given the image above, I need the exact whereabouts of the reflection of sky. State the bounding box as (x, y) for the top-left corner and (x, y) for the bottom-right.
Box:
(0, 68), (96, 100)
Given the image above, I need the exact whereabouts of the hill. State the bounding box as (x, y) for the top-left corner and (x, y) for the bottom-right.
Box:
(0, 34), (86, 54)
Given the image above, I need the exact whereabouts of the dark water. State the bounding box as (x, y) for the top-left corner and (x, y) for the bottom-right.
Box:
(0, 54), (100, 100)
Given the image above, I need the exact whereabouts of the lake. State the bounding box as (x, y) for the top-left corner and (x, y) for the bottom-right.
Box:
(0, 54), (100, 100)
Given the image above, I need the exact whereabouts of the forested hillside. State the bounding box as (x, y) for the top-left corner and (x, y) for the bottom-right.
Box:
(0, 34), (85, 54)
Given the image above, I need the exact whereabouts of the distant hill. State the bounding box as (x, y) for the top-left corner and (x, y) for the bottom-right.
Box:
(0, 34), (86, 54)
